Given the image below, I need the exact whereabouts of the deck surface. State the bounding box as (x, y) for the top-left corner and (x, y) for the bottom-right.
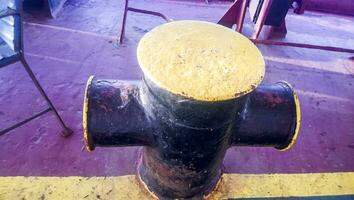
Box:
(0, 0), (353, 199)
(1, 172), (354, 199)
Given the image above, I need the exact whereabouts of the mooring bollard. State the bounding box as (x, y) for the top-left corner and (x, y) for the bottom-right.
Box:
(83, 21), (300, 199)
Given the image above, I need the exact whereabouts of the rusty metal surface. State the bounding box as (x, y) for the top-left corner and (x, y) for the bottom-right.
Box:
(234, 82), (298, 149)
(84, 78), (151, 150)
(84, 73), (298, 198)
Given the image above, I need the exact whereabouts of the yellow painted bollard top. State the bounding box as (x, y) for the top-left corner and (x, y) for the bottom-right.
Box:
(137, 20), (265, 101)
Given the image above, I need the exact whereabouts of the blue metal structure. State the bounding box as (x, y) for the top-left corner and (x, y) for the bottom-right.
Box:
(0, 0), (21, 66)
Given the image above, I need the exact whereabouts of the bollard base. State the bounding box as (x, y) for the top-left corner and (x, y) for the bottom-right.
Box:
(137, 148), (222, 200)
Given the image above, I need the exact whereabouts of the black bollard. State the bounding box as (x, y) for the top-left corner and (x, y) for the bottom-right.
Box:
(83, 20), (300, 199)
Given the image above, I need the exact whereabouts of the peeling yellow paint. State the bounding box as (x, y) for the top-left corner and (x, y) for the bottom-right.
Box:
(278, 81), (301, 151)
(207, 172), (354, 199)
(0, 172), (353, 200)
(137, 20), (265, 101)
(83, 75), (94, 152)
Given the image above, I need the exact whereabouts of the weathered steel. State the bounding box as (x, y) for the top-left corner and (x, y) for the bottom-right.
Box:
(84, 20), (300, 199)
(84, 77), (299, 199)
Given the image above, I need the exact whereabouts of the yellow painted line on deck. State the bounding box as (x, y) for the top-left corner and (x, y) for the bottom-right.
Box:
(25, 52), (82, 65)
(24, 22), (116, 40)
(0, 172), (353, 200)
(208, 172), (354, 199)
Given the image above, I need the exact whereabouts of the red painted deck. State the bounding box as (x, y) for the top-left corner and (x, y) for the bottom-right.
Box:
(0, 0), (353, 176)
(306, 0), (354, 16)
